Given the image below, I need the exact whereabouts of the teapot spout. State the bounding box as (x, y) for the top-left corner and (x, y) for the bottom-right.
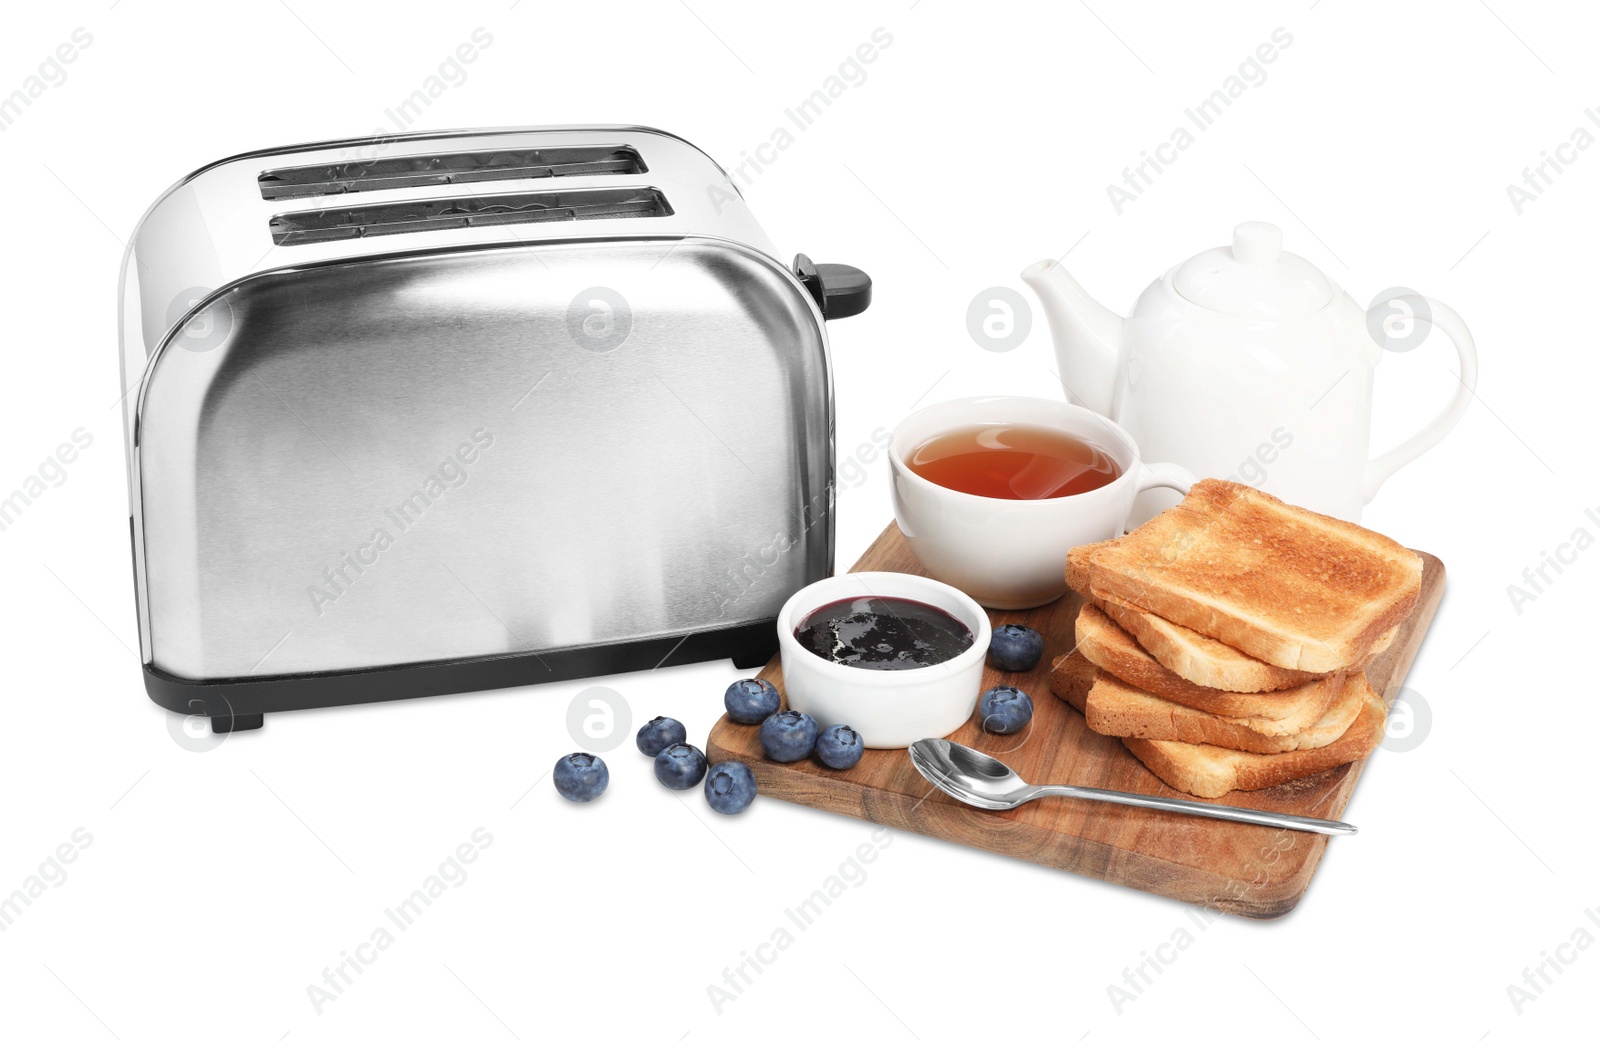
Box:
(1021, 259), (1125, 416)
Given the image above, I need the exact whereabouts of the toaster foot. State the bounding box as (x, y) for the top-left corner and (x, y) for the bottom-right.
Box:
(731, 640), (780, 671)
(213, 712), (264, 734)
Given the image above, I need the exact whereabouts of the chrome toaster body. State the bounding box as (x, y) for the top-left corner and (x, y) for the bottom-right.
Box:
(119, 126), (870, 731)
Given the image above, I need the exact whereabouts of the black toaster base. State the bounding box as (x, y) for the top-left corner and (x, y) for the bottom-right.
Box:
(143, 621), (780, 734)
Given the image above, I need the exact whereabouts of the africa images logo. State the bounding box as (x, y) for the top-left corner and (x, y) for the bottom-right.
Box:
(0, 27), (93, 133)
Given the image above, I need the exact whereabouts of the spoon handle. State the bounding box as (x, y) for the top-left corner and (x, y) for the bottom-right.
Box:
(1033, 784), (1357, 836)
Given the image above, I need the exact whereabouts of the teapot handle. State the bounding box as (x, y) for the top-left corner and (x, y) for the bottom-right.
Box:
(1362, 296), (1478, 503)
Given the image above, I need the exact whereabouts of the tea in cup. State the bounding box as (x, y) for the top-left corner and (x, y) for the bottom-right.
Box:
(889, 396), (1194, 609)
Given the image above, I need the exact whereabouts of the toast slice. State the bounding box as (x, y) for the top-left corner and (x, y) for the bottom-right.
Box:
(1066, 480), (1422, 673)
(1097, 596), (1397, 692)
(1121, 687), (1388, 798)
(1051, 650), (1095, 714)
(1078, 657), (1367, 754)
(1095, 596), (1320, 692)
(1073, 604), (1346, 725)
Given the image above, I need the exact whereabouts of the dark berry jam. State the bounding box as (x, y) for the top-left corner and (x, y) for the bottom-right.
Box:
(793, 596), (974, 671)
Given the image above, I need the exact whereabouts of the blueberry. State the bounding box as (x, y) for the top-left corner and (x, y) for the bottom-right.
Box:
(759, 710), (819, 763)
(987, 624), (1044, 672)
(703, 761), (758, 814)
(814, 724), (865, 770)
(978, 686), (1035, 735)
(724, 678), (781, 724)
(654, 743), (709, 790)
(636, 715), (688, 757)
(552, 753), (609, 803)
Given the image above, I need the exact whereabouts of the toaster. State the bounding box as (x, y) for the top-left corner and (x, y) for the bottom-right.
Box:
(119, 125), (870, 733)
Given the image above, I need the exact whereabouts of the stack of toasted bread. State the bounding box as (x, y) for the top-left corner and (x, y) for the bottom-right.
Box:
(1050, 479), (1422, 799)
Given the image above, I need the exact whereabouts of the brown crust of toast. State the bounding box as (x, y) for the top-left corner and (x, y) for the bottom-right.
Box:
(1049, 651), (1095, 713)
(1120, 682), (1387, 799)
(1094, 596), (1323, 692)
(1081, 661), (1366, 754)
(1068, 480), (1422, 673)
(1063, 541), (1109, 599)
(1074, 604), (1342, 724)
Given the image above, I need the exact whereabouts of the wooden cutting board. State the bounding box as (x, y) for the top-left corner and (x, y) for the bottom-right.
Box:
(706, 522), (1445, 919)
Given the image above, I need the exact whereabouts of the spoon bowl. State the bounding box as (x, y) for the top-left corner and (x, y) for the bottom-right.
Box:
(908, 738), (1031, 810)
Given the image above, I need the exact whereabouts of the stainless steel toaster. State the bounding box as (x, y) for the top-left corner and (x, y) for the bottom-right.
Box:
(119, 125), (869, 732)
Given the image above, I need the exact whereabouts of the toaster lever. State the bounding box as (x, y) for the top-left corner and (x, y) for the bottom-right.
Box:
(794, 254), (872, 320)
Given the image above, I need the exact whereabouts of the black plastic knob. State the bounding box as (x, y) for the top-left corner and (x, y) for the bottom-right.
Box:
(794, 254), (872, 320)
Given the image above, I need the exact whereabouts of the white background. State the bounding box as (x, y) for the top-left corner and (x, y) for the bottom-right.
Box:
(1, 1), (1595, 1038)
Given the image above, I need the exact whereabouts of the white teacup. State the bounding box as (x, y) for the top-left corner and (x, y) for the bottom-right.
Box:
(889, 396), (1195, 609)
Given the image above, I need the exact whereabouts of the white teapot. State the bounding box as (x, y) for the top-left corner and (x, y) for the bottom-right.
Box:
(1021, 222), (1477, 522)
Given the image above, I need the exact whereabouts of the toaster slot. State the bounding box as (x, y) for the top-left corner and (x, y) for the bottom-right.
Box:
(268, 187), (674, 245)
(257, 145), (647, 200)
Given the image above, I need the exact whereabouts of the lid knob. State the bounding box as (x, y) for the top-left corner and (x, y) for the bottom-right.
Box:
(1173, 222), (1331, 317)
(1231, 221), (1282, 265)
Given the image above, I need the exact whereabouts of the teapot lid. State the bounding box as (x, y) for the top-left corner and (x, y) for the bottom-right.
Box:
(1173, 222), (1332, 318)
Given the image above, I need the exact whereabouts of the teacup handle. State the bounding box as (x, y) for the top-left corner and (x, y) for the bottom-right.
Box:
(1135, 461), (1196, 495)
(1362, 296), (1478, 503)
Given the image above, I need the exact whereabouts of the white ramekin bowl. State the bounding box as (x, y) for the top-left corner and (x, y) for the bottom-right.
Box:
(775, 571), (992, 749)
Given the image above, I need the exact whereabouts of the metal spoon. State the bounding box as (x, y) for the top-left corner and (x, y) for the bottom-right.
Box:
(908, 738), (1357, 836)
